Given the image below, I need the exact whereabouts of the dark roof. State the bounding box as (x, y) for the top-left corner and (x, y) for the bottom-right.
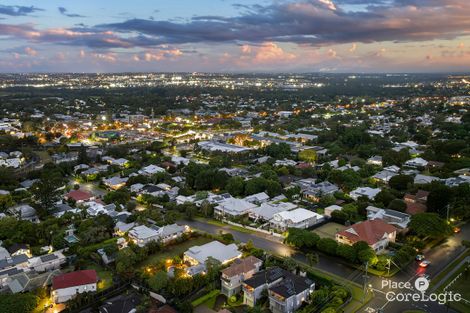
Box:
(98, 292), (141, 313)
(0, 254), (28, 269)
(243, 267), (285, 288)
(269, 275), (314, 298)
(7, 243), (29, 254)
(143, 184), (161, 193)
(383, 209), (409, 219)
(40, 254), (58, 262)
(0, 267), (23, 277)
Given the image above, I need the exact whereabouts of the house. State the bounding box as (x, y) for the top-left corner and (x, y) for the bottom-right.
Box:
(299, 181), (339, 202)
(324, 205), (342, 217)
(244, 192), (270, 205)
(52, 270), (98, 303)
(404, 157), (428, 168)
(372, 170), (398, 183)
(7, 204), (38, 223)
(27, 251), (66, 272)
(197, 141), (251, 154)
(404, 190), (429, 215)
(271, 208), (323, 231)
(443, 175), (470, 187)
(128, 224), (189, 247)
(214, 198), (258, 218)
(366, 206), (410, 229)
(414, 174), (440, 185)
(103, 176), (128, 190)
(128, 225), (160, 247)
(65, 190), (94, 203)
(243, 267), (315, 311)
(221, 256), (262, 297)
(139, 164), (166, 176)
(243, 267), (285, 306)
(268, 273), (315, 313)
(249, 202), (297, 222)
(367, 156), (383, 166)
(7, 244), (31, 257)
(184, 241), (242, 275)
(336, 219), (397, 253)
(349, 187), (381, 200)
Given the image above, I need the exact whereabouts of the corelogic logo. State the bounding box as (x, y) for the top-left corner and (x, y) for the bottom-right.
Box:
(383, 277), (462, 305)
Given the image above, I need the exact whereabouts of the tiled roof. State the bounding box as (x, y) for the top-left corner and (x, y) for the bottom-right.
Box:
(221, 256), (261, 277)
(53, 269), (97, 290)
(337, 219), (396, 245)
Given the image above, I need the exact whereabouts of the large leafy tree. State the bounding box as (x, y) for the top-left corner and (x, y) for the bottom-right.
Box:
(409, 213), (451, 238)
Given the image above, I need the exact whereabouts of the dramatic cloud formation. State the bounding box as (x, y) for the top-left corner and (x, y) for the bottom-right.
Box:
(0, 0), (469, 72)
(0, 5), (43, 17)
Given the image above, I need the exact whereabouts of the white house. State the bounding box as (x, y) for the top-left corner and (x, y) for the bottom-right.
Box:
(139, 164), (166, 176)
(271, 208), (323, 231)
(184, 241), (242, 267)
(128, 225), (160, 247)
(214, 198), (258, 218)
(27, 251), (66, 272)
(414, 174), (440, 185)
(405, 157), (428, 168)
(52, 270), (98, 303)
(349, 187), (381, 200)
(324, 205), (342, 217)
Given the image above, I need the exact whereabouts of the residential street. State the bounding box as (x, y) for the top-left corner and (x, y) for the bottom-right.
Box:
(180, 218), (470, 313)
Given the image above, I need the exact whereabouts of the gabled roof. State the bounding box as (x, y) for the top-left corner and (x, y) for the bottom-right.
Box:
(337, 219), (396, 245)
(53, 269), (97, 290)
(66, 189), (93, 201)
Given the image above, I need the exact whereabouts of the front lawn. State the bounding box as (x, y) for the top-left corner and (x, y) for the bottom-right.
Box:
(191, 290), (220, 308)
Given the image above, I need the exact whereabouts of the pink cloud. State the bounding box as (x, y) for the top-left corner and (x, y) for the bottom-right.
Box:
(24, 47), (38, 56)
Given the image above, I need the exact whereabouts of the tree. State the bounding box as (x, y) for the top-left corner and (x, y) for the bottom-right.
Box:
(298, 149), (317, 163)
(116, 247), (138, 276)
(306, 253), (319, 266)
(389, 175), (413, 191)
(77, 144), (89, 164)
(0, 293), (39, 313)
(316, 238), (338, 255)
(336, 244), (357, 263)
(265, 143), (291, 159)
(226, 176), (245, 196)
(374, 189), (396, 207)
(387, 199), (407, 212)
(408, 213), (451, 238)
(427, 183), (452, 217)
(357, 248), (377, 265)
(285, 228), (320, 248)
(148, 271), (168, 292)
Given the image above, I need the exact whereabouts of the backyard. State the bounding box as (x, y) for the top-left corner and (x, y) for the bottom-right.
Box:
(139, 236), (213, 268)
(312, 222), (347, 240)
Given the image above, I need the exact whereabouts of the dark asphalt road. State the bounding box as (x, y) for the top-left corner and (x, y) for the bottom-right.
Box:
(180, 219), (470, 313)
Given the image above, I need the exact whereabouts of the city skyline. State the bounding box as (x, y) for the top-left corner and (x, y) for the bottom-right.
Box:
(1, 0), (470, 73)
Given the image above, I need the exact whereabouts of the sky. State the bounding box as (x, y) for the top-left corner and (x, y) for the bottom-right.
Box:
(0, 0), (469, 73)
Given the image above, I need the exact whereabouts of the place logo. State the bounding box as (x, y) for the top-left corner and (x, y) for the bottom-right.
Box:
(382, 277), (462, 305)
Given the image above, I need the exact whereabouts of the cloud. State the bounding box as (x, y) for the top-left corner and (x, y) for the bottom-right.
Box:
(58, 7), (86, 18)
(0, 5), (43, 16)
(24, 47), (38, 56)
(94, 0), (470, 47)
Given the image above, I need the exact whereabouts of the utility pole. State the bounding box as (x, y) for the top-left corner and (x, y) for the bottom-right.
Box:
(386, 258), (391, 276)
(362, 261), (369, 303)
